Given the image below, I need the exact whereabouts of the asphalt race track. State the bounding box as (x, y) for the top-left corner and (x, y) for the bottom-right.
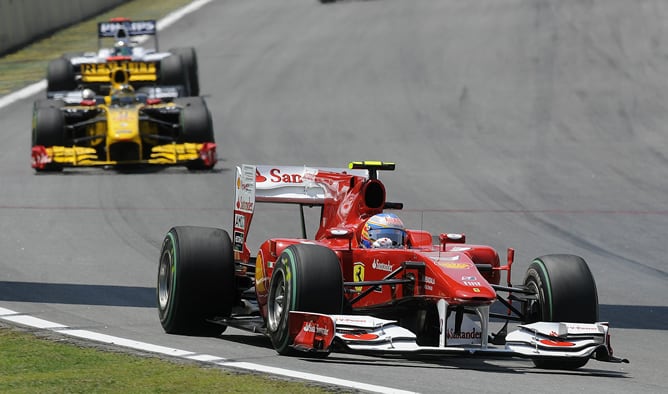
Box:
(1, 1), (667, 392)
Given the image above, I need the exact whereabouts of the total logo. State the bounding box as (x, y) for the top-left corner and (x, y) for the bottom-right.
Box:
(372, 259), (393, 272)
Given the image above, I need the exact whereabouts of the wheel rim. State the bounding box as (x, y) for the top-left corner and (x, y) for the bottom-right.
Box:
(268, 270), (286, 331)
(524, 280), (542, 322)
(157, 247), (173, 311)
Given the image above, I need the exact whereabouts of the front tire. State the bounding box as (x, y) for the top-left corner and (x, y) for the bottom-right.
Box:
(267, 244), (344, 355)
(173, 97), (215, 170)
(157, 226), (236, 336)
(174, 97), (214, 143)
(32, 101), (66, 172)
(523, 254), (599, 369)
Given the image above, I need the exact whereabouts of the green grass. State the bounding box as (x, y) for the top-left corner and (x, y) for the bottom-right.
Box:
(0, 326), (336, 393)
(0, 0), (195, 95)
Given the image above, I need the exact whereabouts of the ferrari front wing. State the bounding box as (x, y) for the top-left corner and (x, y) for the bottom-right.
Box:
(288, 312), (629, 364)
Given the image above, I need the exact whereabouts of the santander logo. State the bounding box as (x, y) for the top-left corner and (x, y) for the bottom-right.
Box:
(256, 168), (303, 184)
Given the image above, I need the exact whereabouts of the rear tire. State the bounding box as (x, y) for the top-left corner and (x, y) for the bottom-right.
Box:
(170, 47), (199, 96)
(160, 54), (189, 96)
(523, 254), (599, 369)
(267, 244), (344, 355)
(46, 58), (76, 92)
(157, 226), (236, 336)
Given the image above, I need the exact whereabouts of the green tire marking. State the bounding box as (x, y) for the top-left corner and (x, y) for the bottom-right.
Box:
(532, 258), (553, 321)
(165, 231), (178, 321)
(278, 247), (298, 351)
(282, 248), (297, 310)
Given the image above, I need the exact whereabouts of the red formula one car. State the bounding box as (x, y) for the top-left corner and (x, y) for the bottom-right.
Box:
(157, 162), (628, 369)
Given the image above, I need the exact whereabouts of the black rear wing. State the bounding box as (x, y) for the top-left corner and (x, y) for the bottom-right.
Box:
(98, 19), (157, 38)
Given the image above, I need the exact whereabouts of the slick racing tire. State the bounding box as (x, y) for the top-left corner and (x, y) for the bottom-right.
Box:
(173, 97), (215, 170)
(170, 47), (199, 96)
(157, 226), (236, 336)
(523, 254), (599, 369)
(46, 58), (76, 92)
(32, 101), (66, 172)
(174, 97), (214, 143)
(33, 99), (65, 111)
(160, 54), (190, 96)
(267, 244), (344, 355)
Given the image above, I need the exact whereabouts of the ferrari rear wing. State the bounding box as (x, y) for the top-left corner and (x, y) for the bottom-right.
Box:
(232, 163), (392, 260)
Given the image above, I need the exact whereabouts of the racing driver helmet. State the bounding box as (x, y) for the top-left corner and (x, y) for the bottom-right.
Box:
(110, 84), (135, 105)
(113, 40), (132, 56)
(361, 213), (406, 248)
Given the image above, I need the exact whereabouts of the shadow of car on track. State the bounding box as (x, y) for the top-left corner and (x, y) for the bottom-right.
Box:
(32, 165), (228, 175)
(0, 281), (154, 308)
(301, 353), (629, 378)
(0, 281), (665, 330)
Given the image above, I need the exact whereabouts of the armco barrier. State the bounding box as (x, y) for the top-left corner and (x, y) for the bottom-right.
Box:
(0, 0), (129, 56)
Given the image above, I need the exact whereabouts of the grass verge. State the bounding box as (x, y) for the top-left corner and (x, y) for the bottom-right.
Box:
(0, 325), (336, 393)
(0, 0), (195, 95)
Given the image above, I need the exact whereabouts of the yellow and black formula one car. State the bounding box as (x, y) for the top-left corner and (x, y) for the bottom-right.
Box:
(31, 69), (216, 172)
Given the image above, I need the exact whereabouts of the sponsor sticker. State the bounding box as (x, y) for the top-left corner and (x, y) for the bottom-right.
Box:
(235, 165), (255, 213)
(98, 20), (156, 36)
(303, 322), (329, 336)
(233, 231), (244, 252)
(445, 313), (483, 345)
(234, 214), (245, 230)
(447, 328), (482, 340)
(81, 62), (156, 75)
(371, 259), (393, 272)
(353, 262), (365, 292)
(342, 333), (379, 341)
(424, 276), (435, 291)
(439, 262), (469, 269)
(255, 254), (265, 293)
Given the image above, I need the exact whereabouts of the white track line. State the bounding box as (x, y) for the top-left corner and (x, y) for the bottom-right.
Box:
(0, 0), (213, 110)
(0, 306), (415, 394)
